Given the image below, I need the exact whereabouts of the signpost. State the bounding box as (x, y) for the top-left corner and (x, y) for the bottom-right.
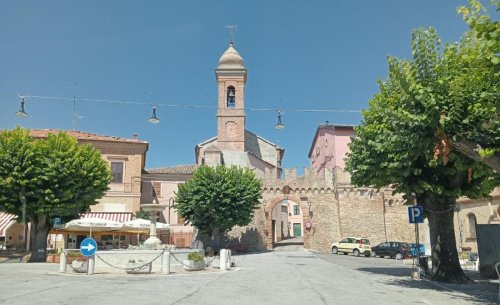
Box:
(408, 205), (424, 277)
(80, 238), (97, 275)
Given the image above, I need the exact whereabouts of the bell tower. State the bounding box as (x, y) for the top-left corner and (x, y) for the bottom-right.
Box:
(215, 42), (247, 151)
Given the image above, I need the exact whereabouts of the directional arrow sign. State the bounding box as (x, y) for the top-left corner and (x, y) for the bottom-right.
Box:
(408, 206), (424, 224)
(80, 238), (97, 257)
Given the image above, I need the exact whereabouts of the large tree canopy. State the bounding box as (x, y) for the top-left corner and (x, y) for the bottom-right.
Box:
(175, 165), (262, 237)
(346, 0), (499, 283)
(0, 128), (111, 262)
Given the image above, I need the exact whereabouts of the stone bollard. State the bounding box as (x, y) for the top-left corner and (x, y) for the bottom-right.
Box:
(226, 250), (232, 270)
(87, 255), (95, 275)
(220, 249), (227, 271)
(162, 251), (170, 275)
(59, 251), (67, 273)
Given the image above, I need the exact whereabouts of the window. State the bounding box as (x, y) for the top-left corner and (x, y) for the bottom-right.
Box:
(293, 205), (300, 215)
(111, 162), (124, 183)
(227, 86), (235, 107)
(467, 213), (477, 238)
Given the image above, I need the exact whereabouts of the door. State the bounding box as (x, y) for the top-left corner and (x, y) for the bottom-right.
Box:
(293, 223), (302, 237)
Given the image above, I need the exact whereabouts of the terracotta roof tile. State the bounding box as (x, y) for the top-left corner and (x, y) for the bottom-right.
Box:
(26, 129), (147, 144)
(146, 164), (198, 175)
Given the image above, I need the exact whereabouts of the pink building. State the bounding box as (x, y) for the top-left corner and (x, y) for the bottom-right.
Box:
(308, 122), (355, 177)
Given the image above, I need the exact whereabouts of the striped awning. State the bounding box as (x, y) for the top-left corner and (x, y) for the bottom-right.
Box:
(0, 212), (17, 236)
(81, 212), (132, 223)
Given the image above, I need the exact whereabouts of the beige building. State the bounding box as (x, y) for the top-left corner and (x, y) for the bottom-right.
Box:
(30, 130), (148, 249)
(140, 164), (197, 247)
(454, 187), (500, 253)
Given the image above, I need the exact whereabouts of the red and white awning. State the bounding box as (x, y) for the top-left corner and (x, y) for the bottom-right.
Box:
(81, 212), (132, 223)
(0, 212), (17, 237)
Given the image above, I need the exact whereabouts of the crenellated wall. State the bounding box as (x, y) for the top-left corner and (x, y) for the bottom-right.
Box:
(223, 167), (424, 253)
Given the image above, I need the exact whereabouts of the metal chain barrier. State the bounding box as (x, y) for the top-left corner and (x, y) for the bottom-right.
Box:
(95, 250), (165, 271)
(168, 250), (221, 269)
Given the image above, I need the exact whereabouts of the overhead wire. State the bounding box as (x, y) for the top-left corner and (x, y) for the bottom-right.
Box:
(19, 94), (363, 113)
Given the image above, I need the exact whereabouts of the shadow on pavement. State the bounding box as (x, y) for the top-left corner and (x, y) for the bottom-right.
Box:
(357, 267), (499, 304)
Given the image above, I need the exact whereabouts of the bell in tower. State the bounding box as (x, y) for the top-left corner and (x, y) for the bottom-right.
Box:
(227, 86), (236, 108)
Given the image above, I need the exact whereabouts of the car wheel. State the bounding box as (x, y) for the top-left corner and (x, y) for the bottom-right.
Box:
(353, 249), (360, 257)
(395, 252), (403, 260)
(332, 247), (338, 254)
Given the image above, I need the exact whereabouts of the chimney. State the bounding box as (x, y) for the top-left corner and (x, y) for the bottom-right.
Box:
(133, 133), (138, 140)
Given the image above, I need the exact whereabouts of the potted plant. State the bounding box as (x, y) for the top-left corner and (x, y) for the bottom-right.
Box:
(183, 252), (206, 271)
(126, 258), (152, 274)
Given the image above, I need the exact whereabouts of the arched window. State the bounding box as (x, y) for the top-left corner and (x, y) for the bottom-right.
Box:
(467, 213), (477, 238)
(227, 86), (235, 108)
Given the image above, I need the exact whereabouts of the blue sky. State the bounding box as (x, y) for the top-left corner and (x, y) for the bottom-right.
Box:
(0, 0), (489, 171)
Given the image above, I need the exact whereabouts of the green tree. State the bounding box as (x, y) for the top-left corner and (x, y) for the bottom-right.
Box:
(134, 210), (150, 220)
(346, 1), (499, 283)
(175, 165), (262, 242)
(0, 128), (111, 262)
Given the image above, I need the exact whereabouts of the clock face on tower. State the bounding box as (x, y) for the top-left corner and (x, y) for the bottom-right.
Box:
(225, 121), (237, 138)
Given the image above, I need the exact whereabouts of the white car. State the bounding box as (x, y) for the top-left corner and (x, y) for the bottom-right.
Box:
(331, 237), (371, 257)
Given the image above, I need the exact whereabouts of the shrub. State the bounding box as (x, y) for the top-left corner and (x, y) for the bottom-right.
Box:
(187, 252), (204, 262)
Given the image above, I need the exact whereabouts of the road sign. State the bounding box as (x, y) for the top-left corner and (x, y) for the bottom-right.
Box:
(80, 238), (97, 257)
(408, 206), (424, 223)
(53, 217), (62, 229)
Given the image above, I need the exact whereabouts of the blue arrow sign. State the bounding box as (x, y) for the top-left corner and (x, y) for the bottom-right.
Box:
(408, 206), (424, 224)
(80, 238), (97, 257)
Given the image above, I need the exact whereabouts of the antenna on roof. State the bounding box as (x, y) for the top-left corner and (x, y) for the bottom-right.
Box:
(225, 23), (237, 44)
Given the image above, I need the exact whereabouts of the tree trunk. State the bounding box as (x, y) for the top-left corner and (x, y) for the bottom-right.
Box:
(29, 215), (49, 263)
(422, 196), (470, 283)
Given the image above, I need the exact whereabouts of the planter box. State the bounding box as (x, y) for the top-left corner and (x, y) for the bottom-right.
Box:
(46, 255), (85, 264)
(126, 262), (152, 274)
(183, 259), (206, 271)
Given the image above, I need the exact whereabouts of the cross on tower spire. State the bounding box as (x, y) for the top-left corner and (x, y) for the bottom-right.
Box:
(225, 23), (237, 44)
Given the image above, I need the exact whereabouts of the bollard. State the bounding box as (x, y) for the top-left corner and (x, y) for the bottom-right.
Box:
(162, 251), (170, 275)
(226, 250), (232, 270)
(220, 249), (227, 271)
(59, 251), (67, 273)
(87, 255), (95, 275)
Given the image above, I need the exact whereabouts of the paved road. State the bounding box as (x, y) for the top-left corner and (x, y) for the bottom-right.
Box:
(0, 247), (497, 305)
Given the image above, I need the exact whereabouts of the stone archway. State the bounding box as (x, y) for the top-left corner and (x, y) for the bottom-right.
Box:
(263, 194), (311, 250)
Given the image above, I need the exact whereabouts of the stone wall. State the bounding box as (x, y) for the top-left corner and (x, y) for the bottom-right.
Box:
(224, 167), (424, 253)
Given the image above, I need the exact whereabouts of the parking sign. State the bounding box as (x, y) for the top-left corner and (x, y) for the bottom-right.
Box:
(408, 206), (424, 223)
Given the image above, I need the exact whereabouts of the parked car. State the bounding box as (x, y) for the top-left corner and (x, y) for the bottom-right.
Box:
(371, 241), (410, 260)
(408, 243), (426, 257)
(331, 237), (371, 257)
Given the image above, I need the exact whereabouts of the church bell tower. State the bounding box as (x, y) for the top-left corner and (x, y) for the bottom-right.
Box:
(215, 42), (247, 151)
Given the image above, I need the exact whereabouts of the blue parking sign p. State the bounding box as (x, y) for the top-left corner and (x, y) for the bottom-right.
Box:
(408, 206), (424, 223)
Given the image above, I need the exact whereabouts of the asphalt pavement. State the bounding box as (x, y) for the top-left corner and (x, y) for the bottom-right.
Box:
(0, 246), (498, 305)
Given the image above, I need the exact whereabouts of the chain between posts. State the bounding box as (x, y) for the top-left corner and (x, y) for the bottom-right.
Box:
(93, 250), (225, 270)
(95, 250), (165, 271)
